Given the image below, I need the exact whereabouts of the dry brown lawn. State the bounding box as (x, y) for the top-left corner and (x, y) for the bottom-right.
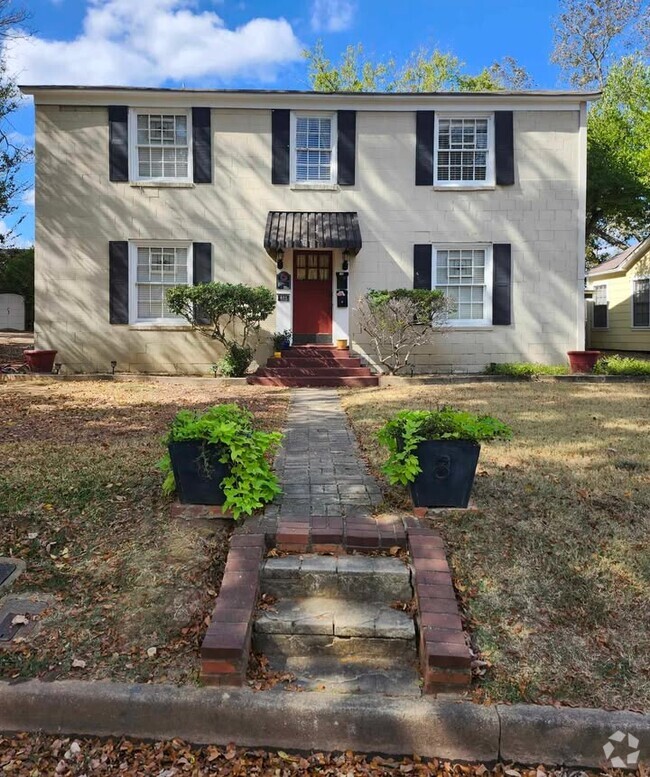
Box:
(342, 381), (650, 711)
(0, 378), (288, 684)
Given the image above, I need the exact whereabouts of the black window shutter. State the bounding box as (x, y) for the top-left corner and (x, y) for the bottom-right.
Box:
(192, 107), (212, 184)
(495, 111), (514, 186)
(415, 111), (435, 186)
(337, 110), (356, 186)
(193, 242), (212, 324)
(271, 109), (290, 184)
(413, 244), (433, 289)
(108, 106), (129, 182)
(492, 243), (512, 325)
(109, 241), (129, 324)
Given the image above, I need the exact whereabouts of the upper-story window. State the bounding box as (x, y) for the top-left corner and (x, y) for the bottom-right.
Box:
(130, 110), (192, 182)
(435, 115), (494, 188)
(632, 278), (650, 327)
(592, 283), (608, 328)
(290, 113), (337, 185)
(433, 245), (492, 326)
(129, 242), (192, 324)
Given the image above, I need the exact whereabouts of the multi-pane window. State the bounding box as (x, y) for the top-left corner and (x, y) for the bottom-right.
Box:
(435, 248), (489, 323)
(633, 278), (650, 327)
(592, 284), (608, 328)
(134, 112), (190, 180)
(436, 117), (492, 185)
(293, 115), (335, 183)
(134, 245), (189, 321)
(295, 253), (331, 281)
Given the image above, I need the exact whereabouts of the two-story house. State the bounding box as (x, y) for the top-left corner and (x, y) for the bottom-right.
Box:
(21, 85), (596, 375)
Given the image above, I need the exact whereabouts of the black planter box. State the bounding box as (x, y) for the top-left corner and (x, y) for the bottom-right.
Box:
(168, 440), (230, 505)
(409, 439), (481, 508)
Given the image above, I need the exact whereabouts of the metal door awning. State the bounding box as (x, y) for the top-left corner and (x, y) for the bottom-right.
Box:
(264, 211), (362, 257)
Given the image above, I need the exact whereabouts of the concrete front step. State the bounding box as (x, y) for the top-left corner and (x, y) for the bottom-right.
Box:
(255, 597), (415, 640)
(256, 367), (373, 378)
(260, 555), (412, 602)
(264, 655), (422, 696)
(247, 376), (379, 387)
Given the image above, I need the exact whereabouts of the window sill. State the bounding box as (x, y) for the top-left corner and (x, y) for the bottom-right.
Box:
(447, 325), (496, 331)
(130, 181), (195, 189)
(128, 324), (194, 331)
(631, 326), (650, 330)
(433, 185), (496, 192)
(290, 183), (339, 191)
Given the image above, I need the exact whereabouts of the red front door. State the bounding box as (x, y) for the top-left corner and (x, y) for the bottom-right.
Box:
(293, 252), (333, 343)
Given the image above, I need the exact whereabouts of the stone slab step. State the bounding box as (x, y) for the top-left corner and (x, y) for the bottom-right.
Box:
(256, 367), (373, 378)
(255, 597), (415, 639)
(247, 376), (379, 387)
(264, 655), (422, 697)
(260, 555), (412, 601)
(255, 632), (416, 660)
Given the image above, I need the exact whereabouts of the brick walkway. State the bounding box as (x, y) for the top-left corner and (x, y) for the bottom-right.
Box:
(264, 388), (382, 524)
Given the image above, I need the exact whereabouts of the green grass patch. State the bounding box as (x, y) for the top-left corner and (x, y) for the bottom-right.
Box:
(485, 362), (569, 377)
(594, 354), (650, 375)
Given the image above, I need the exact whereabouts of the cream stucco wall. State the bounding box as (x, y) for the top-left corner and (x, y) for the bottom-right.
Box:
(34, 101), (586, 374)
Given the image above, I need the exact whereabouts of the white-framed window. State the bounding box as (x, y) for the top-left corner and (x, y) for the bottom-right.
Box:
(592, 283), (608, 328)
(290, 112), (337, 184)
(130, 109), (192, 182)
(434, 114), (494, 188)
(433, 245), (492, 326)
(632, 277), (650, 328)
(129, 241), (192, 324)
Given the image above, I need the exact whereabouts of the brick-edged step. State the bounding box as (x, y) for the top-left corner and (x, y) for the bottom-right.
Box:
(253, 596), (416, 660)
(247, 375), (379, 387)
(407, 526), (472, 693)
(260, 554), (412, 602)
(284, 347), (351, 358)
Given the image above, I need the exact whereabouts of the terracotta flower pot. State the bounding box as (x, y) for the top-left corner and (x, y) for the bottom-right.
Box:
(567, 350), (601, 374)
(23, 349), (57, 373)
(336, 339), (348, 350)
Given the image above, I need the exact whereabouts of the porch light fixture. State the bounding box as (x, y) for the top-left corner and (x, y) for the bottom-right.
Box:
(342, 248), (351, 271)
(276, 247), (284, 270)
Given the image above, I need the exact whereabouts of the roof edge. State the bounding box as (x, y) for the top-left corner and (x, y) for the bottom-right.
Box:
(588, 236), (650, 277)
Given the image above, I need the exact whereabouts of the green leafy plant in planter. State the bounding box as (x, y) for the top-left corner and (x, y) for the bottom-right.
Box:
(159, 403), (283, 519)
(271, 330), (292, 351)
(378, 408), (512, 508)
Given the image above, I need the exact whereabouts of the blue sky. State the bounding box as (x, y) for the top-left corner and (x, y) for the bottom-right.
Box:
(7, 0), (564, 245)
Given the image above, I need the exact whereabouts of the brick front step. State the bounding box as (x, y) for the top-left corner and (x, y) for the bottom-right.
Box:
(256, 367), (373, 378)
(266, 358), (363, 368)
(246, 375), (379, 387)
(284, 346), (350, 358)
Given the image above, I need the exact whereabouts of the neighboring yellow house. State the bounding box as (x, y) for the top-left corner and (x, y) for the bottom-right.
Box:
(587, 238), (650, 352)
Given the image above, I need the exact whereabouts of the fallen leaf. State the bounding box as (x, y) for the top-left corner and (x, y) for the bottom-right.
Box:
(72, 659), (86, 669)
(11, 614), (29, 626)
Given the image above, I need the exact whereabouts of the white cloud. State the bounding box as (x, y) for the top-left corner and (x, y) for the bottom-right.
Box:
(4, 0), (303, 86)
(22, 188), (35, 207)
(310, 0), (356, 32)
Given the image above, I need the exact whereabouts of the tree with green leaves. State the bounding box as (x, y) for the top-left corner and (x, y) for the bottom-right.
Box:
(166, 282), (276, 377)
(586, 56), (650, 262)
(303, 41), (533, 93)
(0, 1), (30, 248)
(0, 246), (33, 327)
